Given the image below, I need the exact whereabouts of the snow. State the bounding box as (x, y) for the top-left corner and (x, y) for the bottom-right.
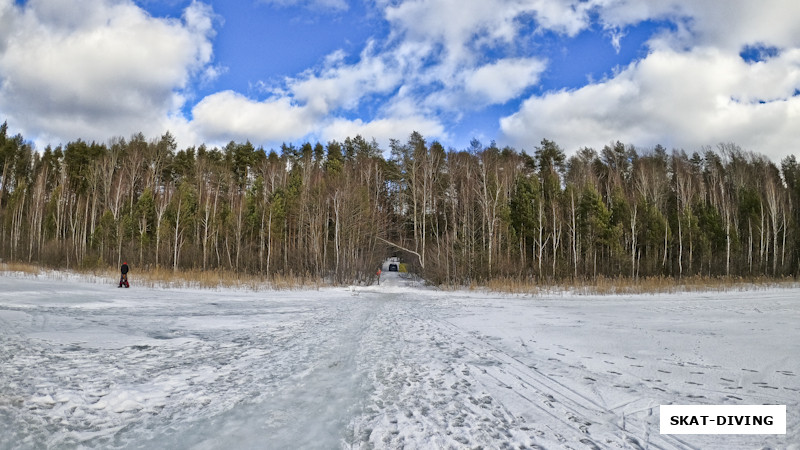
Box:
(1, 272), (798, 449)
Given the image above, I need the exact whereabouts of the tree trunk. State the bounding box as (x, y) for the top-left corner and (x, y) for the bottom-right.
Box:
(173, 194), (181, 272)
(630, 203), (637, 279)
(677, 211), (683, 278)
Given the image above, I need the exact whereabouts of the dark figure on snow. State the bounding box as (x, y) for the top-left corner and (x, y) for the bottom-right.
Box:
(119, 262), (129, 288)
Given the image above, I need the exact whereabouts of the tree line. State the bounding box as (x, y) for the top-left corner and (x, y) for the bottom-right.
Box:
(1, 121), (799, 285)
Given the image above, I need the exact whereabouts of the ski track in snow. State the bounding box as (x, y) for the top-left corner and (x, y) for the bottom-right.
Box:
(1, 272), (798, 449)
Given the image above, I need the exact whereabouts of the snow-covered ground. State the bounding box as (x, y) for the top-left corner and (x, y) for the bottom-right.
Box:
(1, 271), (798, 449)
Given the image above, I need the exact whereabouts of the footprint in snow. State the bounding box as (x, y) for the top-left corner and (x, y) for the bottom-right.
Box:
(625, 436), (645, 450)
(580, 438), (601, 449)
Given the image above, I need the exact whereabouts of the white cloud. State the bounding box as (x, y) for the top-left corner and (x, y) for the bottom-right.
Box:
(383, 0), (594, 68)
(320, 115), (447, 147)
(595, 0), (800, 50)
(0, 0), (216, 146)
(500, 47), (800, 160)
(465, 58), (546, 104)
(190, 91), (317, 144)
(290, 44), (403, 115)
(189, 90), (448, 151)
(0, 3), (14, 56)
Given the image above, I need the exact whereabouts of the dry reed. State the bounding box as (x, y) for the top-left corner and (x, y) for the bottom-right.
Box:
(2, 261), (796, 295)
(481, 275), (798, 296)
(0, 263), (323, 291)
(122, 268), (324, 290)
(0, 261), (42, 275)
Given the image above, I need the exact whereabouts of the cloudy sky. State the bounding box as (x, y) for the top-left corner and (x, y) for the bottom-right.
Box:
(1, 0), (798, 159)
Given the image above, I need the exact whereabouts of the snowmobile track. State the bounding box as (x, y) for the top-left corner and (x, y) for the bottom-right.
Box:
(424, 312), (697, 450)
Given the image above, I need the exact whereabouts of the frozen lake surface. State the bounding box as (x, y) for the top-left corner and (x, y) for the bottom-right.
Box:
(1, 272), (798, 449)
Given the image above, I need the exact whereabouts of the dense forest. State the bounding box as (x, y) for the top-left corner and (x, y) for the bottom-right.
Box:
(1, 121), (799, 285)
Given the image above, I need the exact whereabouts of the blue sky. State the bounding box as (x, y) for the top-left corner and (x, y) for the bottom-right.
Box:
(1, 0), (799, 160)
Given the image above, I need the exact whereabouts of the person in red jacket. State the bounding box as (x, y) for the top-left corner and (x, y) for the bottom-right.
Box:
(119, 262), (129, 288)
